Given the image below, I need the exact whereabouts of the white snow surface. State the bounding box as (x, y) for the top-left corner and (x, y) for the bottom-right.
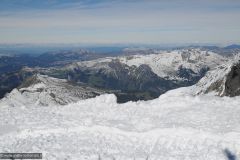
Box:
(0, 87), (240, 160)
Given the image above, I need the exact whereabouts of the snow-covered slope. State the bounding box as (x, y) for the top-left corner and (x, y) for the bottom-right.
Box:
(194, 60), (240, 96)
(118, 49), (227, 80)
(0, 87), (240, 159)
(67, 48), (228, 82)
(0, 74), (104, 107)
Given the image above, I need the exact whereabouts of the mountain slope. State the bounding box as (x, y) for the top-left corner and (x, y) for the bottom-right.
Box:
(65, 48), (228, 83)
(0, 74), (105, 107)
(118, 48), (228, 81)
(194, 60), (240, 97)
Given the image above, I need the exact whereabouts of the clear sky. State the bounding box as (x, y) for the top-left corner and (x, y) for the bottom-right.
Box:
(0, 0), (240, 45)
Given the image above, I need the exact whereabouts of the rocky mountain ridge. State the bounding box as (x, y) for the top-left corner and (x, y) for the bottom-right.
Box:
(0, 74), (105, 107)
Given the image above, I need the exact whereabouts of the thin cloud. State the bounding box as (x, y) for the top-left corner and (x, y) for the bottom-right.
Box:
(0, 0), (239, 44)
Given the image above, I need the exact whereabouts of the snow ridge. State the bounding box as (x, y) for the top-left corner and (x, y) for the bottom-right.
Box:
(0, 74), (104, 107)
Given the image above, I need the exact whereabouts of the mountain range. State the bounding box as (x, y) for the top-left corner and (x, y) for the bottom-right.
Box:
(0, 47), (239, 105)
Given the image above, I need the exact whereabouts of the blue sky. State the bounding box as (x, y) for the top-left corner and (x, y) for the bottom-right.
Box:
(0, 0), (240, 44)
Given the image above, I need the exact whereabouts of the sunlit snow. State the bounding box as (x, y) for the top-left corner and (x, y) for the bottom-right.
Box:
(0, 87), (239, 160)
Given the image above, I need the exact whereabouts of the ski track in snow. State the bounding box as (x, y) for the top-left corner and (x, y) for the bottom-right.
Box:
(0, 88), (240, 160)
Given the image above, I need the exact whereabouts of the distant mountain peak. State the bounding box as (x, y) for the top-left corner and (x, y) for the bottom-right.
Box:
(224, 44), (240, 49)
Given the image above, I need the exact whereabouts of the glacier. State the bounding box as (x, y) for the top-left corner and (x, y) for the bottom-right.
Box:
(0, 87), (240, 160)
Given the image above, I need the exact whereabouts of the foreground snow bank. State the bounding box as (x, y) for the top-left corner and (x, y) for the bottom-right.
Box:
(0, 88), (240, 160)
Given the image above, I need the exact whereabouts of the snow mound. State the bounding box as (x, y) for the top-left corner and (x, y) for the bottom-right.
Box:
(0, 89), (240, 159)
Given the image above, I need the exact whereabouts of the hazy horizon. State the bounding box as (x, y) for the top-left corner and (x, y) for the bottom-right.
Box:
(0, 0), (240, 44)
